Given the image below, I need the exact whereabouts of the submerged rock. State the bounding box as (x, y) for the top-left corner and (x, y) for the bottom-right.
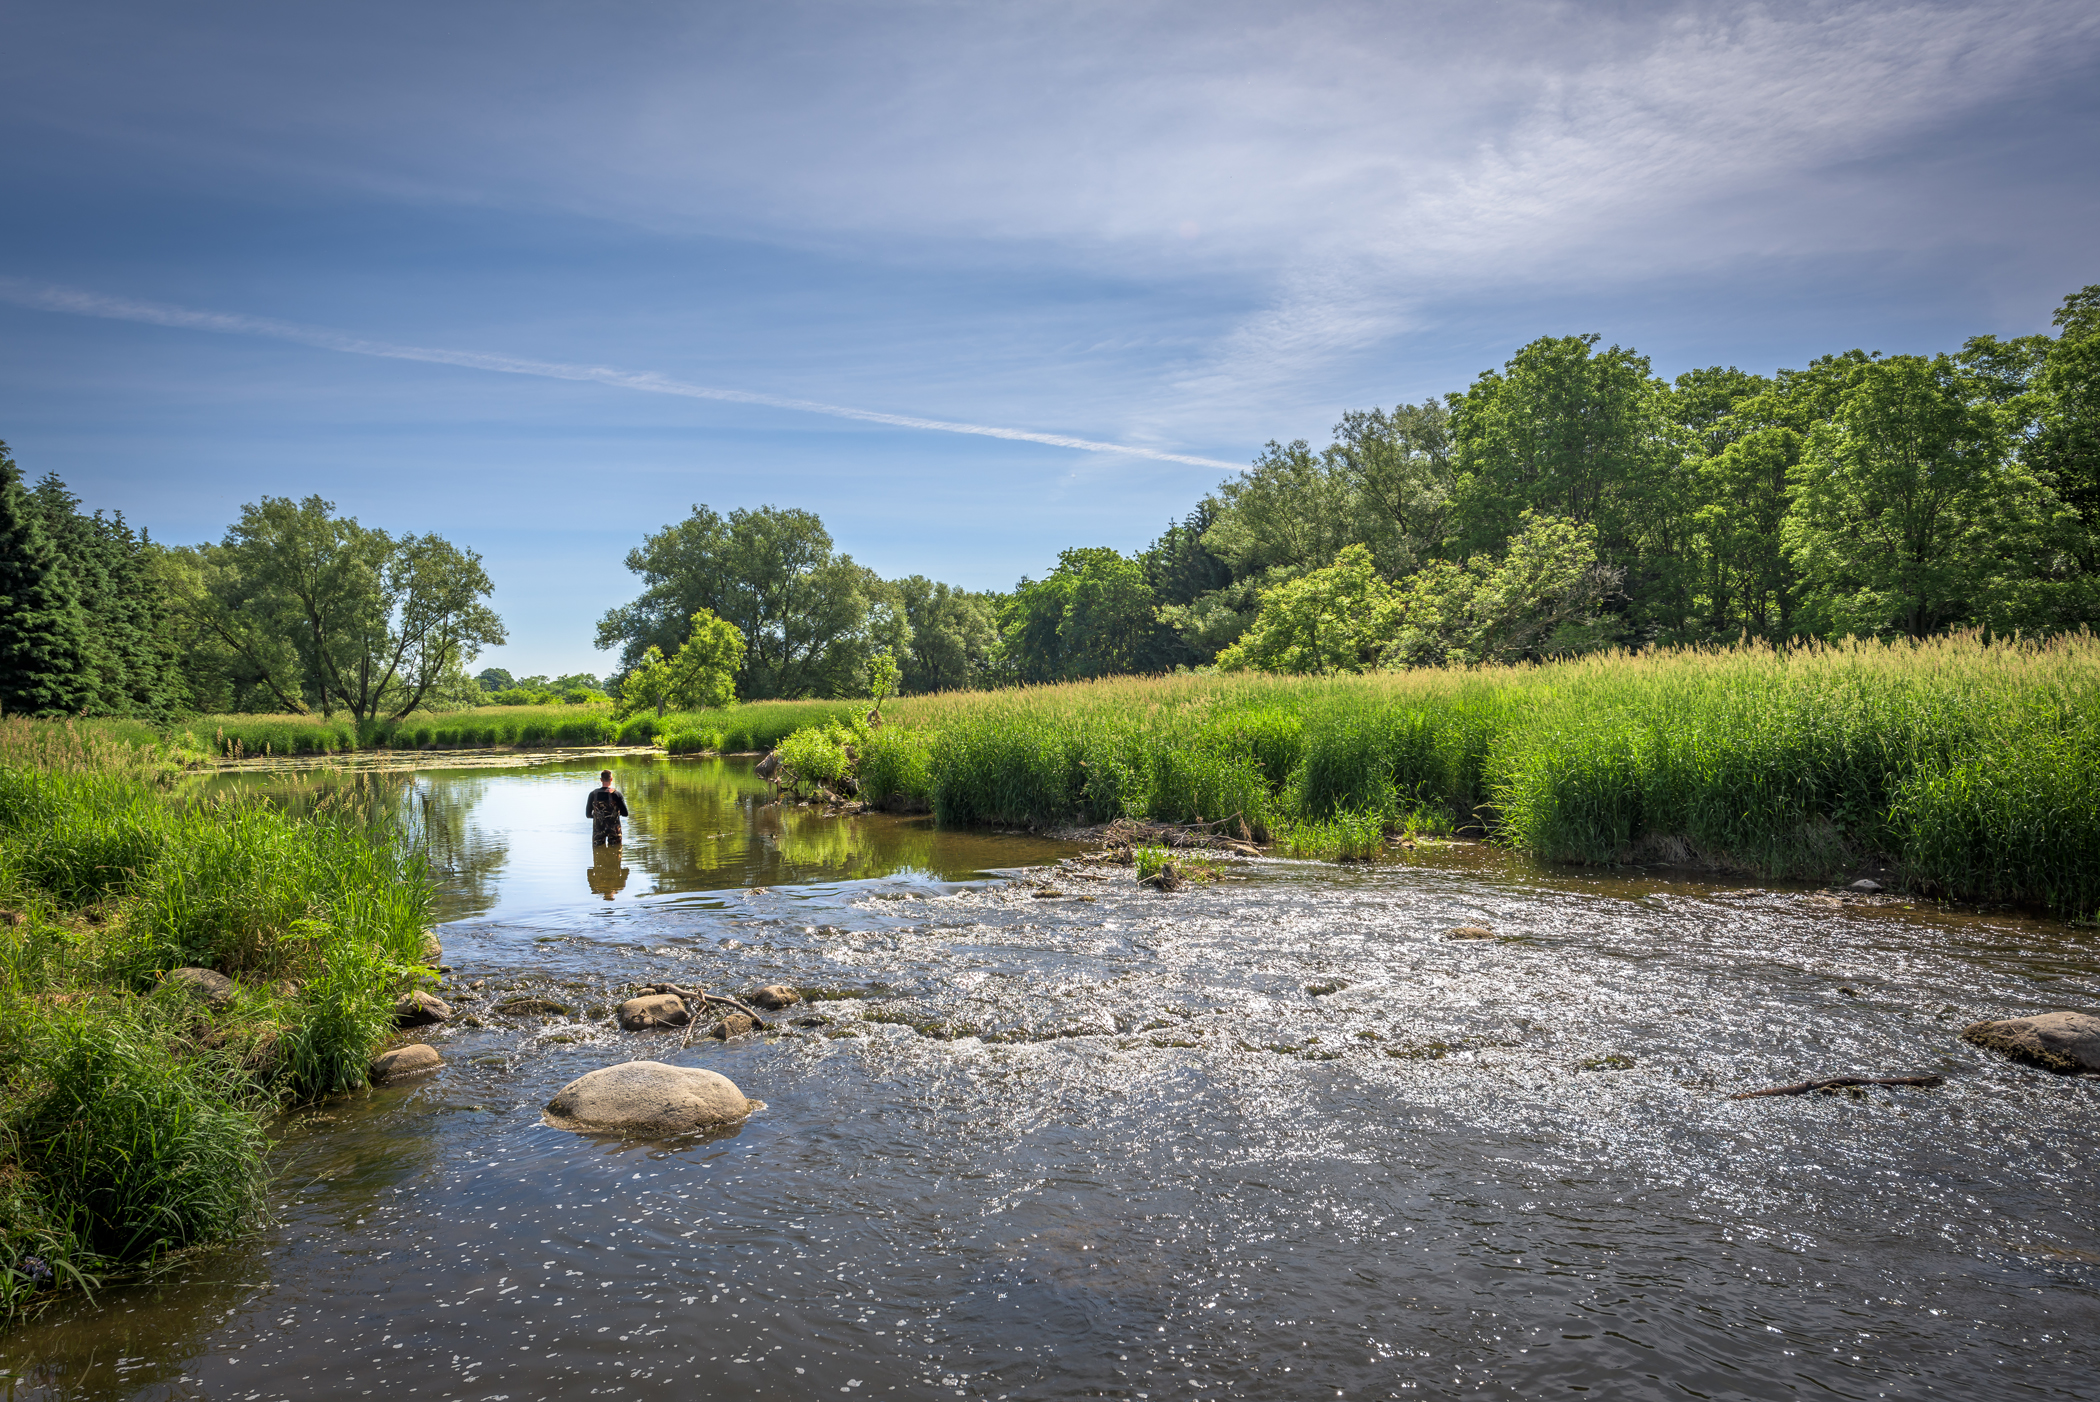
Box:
(371, 1044), (443, 1082)
(746, 985), (801, 1010)
(618, 993), (691, 1030)
(1848, 879), (1883, 893)
(1962, 1011), (2100, 1074)
(394, 991), (452, 1027)
(711, 1012), (759, 1039)
(167, 967), (235, 1008)
(1443, 925), (1495, 941)
(542, 1060), (757, 1136)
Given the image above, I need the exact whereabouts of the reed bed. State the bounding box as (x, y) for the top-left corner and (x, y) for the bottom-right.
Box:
(770, 634), (2100, 917)
(0, 717), (434, 1312)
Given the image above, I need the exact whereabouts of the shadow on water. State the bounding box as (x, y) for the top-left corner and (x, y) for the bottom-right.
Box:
(5, 752), (2097, 1399)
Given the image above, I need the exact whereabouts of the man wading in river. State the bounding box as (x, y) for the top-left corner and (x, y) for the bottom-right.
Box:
(585, 769), (629, 847)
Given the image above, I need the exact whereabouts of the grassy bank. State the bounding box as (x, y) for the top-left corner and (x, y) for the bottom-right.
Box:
(0, 720), (434, 1313)
(770, 635), (2100, 919)
(135, 700), (881, 759)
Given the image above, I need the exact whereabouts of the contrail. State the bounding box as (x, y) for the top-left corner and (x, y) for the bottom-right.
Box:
(0, 277), (1242, 470)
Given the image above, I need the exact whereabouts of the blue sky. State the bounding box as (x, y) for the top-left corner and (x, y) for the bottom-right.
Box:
(3, 0), (2096, 676)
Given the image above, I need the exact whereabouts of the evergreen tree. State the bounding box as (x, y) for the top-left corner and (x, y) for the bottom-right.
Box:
(0, 444), (93, 716)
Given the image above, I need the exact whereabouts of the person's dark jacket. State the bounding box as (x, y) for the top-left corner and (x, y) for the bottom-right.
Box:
(585, 788), (629, 821)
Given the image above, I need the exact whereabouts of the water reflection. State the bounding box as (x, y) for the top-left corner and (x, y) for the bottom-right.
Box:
(198, 752), (1072, 922)
(586, 846), (630, 901)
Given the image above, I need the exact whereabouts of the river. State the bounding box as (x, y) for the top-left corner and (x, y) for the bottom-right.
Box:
(5, 751), (2096, 1400)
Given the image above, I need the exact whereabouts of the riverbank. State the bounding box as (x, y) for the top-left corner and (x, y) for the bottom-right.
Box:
(0, 719), (434, 1316)
(762, 634), (2100, 919)
(125, 700), (869, 760)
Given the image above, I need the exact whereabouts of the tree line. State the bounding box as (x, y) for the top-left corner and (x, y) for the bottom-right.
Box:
(596, 284), (2100, 689)
(4, 284), (2094, 715)
(0, 456), (504, 720)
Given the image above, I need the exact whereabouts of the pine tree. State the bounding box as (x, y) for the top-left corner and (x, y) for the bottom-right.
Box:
(0, 444), (93, 716)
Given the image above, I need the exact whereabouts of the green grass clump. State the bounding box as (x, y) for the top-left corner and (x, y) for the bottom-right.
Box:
(0, 716), (435, 1312)
(857, 727), (936, 810)
(1275, 810), (1388, 861)
(732, 634), (2100, 913)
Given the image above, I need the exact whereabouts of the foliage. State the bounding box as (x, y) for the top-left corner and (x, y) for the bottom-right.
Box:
(1216, 544), (1396, 675)
(1782, 354), (2037, 637)
(0, 716), (435, 1309)
(0, 446), (96, 717)
(616, 609), (746, 718)
(997, 547), (1166, 682)
(595, 504), (885, 700)
(884, 576), (1000, 693)
(865, 648), (901, 713)
(1222, 517), (1619, 673)
(775, 720), (861, 791)
(161, 495), (504, 721)
(755, 635), (2100, 917)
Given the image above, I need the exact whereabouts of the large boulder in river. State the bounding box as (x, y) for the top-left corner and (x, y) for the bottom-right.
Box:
(166, 967), (235, 1008)
(746, 984), (801, 1009)
(1962, 1011), (2100, 1074)
(371, 1044), (443, 1082)
(618, 993), (691, 1030)
(394, 991), (452, 1028)
(543, 1061), (756, 1136)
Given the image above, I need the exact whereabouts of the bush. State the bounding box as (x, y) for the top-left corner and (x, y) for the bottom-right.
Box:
(777, 722), (859, 790)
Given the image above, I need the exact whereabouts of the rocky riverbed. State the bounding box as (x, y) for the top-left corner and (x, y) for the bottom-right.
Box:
(8, 752), (2092, 1401)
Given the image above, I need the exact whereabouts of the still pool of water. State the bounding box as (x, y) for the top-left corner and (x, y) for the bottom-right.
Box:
(5, 751), (2097, 1400)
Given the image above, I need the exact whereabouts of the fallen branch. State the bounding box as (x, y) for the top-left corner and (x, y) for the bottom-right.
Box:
(1728, 1074), (1944, 1100)
(649, 983), (773, 1046)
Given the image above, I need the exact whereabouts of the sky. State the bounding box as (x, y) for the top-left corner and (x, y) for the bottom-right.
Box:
(2, 0), (2096, 677)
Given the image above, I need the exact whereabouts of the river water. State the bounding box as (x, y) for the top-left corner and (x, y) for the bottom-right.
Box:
(5, 752), (2097, 1400)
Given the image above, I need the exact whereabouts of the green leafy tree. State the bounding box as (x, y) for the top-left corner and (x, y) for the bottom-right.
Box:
(1448, 335), (1689, 635)
(0, 445), (93, 715)
(167, 497), (504, 721)
(2027, 286), (2100, 582)
(1689, 426), (1802, 638)
(1782, 355), (2035, 637)
(476, 667), (514, 692)
(1215, 544), (1397, 675)
(617, 609), (746, 717)
(996, 548), (1162, 682)
(596, 505), (882, 699)
(883, 576), (999, 693)
(1201, 440), (1355, 580)
(865, 648), (901, 714)
(1325, 399), (1455, 577)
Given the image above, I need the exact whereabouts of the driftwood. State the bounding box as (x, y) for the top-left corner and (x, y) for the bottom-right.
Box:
(1728, 1074), (1944, 1100)
(644, 983), (772, 1047)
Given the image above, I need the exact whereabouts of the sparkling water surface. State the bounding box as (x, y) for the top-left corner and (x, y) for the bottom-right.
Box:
(4, 752), (2095, 1400)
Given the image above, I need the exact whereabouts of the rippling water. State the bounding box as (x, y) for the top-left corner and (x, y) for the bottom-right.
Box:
(6, 753), (2097, 1399)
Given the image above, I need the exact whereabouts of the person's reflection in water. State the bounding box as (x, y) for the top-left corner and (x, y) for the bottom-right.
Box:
(587, 846), (630, 901)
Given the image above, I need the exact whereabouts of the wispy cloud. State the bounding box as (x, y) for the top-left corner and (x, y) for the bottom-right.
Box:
(0, 278), (1241, 470)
